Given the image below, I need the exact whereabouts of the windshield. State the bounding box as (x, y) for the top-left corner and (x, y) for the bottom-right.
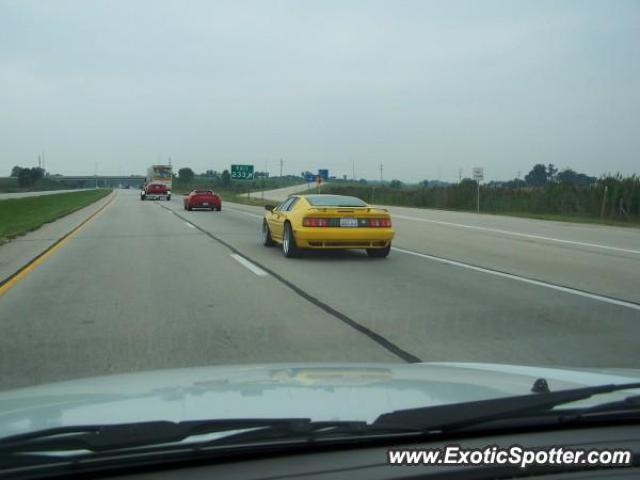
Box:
(0, 0), (639, 472)
(305, 195), (368, 207)
(152, 166), (172, 179)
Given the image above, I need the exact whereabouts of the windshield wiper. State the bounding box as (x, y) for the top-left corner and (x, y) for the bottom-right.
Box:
(0, 417), (405, 456)
(373, 382), (640, 432)
(3, 383), (640, 459)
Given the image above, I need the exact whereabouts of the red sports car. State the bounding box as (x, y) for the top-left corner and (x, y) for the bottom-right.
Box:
(141, 183), (171, 201)
(183, 190), (222, 211)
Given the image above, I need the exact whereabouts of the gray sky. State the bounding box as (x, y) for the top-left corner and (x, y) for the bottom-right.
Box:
(1, 0), (638, 182)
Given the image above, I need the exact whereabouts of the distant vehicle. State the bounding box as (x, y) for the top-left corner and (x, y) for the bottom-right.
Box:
(141, 183), (171, 201)
(183, 190), (222, 211)
(146, 164), (173, 191)
(262, 194), (394, 258)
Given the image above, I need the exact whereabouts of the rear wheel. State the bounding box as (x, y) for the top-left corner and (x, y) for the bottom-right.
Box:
(262, 221), (275, 247)
(367, 244), (391, 258)
(282, 223), (299, 257)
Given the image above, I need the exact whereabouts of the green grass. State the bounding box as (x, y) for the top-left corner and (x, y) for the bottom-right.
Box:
(0, 189), (112, 244)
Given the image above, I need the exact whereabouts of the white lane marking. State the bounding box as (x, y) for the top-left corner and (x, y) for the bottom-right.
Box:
(230, 254), (269, 276)
(225, 206), (263, 219)
(392, 247), (640, 312)
(184, 222), (195, 229)
(392, 214), (640, 256)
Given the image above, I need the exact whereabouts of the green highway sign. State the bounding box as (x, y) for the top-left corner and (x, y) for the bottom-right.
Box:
(230, 164), (254, 180)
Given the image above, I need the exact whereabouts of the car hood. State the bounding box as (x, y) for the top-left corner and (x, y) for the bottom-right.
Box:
(2, 362), (640, 438)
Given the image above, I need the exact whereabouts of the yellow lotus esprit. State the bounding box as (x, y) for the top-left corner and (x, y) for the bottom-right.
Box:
(262, 194), (394, 258)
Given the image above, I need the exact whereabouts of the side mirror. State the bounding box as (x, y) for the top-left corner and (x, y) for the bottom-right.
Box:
(264, 204), (275, 211)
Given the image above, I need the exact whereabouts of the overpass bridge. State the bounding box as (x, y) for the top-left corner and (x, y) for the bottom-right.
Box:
(50, 176), (146, 188)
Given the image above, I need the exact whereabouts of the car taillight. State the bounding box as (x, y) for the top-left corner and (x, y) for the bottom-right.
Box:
(303, 217), (330, 227)
(369, 218), (392, 227)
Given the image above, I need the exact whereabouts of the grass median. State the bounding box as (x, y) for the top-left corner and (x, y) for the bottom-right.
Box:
(0, 189), (112, 244)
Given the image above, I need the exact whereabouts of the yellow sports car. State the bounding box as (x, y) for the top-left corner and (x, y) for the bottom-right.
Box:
(262, 194), (394, 258)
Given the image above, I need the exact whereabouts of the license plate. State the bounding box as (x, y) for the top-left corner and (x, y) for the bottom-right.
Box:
(340, 217), (358, 227)
(202, 203), (209, 206)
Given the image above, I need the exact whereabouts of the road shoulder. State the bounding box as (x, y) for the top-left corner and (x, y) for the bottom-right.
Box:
(0, 191), (116, 283)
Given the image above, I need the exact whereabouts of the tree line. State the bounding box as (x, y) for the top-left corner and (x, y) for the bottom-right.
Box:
(10, 166), (47, 187)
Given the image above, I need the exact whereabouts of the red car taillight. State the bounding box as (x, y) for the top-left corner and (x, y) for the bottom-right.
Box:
(369, 218), (392, 227)
(303, 217), (331, 227)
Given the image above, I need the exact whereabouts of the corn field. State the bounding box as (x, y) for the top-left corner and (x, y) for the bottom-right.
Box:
(320, 175), (640, 223)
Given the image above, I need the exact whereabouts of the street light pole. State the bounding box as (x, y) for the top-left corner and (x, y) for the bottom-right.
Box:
(473, 167), (484, 213)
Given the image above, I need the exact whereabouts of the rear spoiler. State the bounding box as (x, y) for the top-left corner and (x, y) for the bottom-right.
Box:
(307, 206), (389, 213)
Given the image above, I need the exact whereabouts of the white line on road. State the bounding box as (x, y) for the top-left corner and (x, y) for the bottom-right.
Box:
(225, 206), (263, 219)
(184, 222), (195, 229)
(392, 214), (640, 256)
(392, 247), (640, 312)
(230, 254), (269, 276)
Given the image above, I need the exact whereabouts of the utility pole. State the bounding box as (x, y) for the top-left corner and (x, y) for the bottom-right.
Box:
(279, 158), (283, 177)
(94, 162), (98, 189)
(352, 160), (356, 180)
(42, 151), (45, 172)
(379, 164), (383, 182)
(458, 167), (462, 183)
(262, 159), (268, 200)
(600, 185), (608, 218)
(473, 167), (484, 213)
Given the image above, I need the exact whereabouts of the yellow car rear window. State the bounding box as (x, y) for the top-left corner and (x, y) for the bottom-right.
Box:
(306, 195), (367, 207)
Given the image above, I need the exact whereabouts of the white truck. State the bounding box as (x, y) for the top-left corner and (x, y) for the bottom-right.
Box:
(141, 165), (173, 201)
(145, 165), (172, 190)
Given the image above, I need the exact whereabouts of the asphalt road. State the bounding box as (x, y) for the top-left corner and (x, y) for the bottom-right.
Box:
(1, 189), (639, 390)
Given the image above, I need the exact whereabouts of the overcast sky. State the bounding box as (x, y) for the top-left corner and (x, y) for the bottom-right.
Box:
(1, 0), (638, 182)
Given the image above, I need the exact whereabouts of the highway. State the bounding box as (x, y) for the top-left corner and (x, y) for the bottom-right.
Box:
(1, 189), (639, 390)
(242, 182), (316, 202)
